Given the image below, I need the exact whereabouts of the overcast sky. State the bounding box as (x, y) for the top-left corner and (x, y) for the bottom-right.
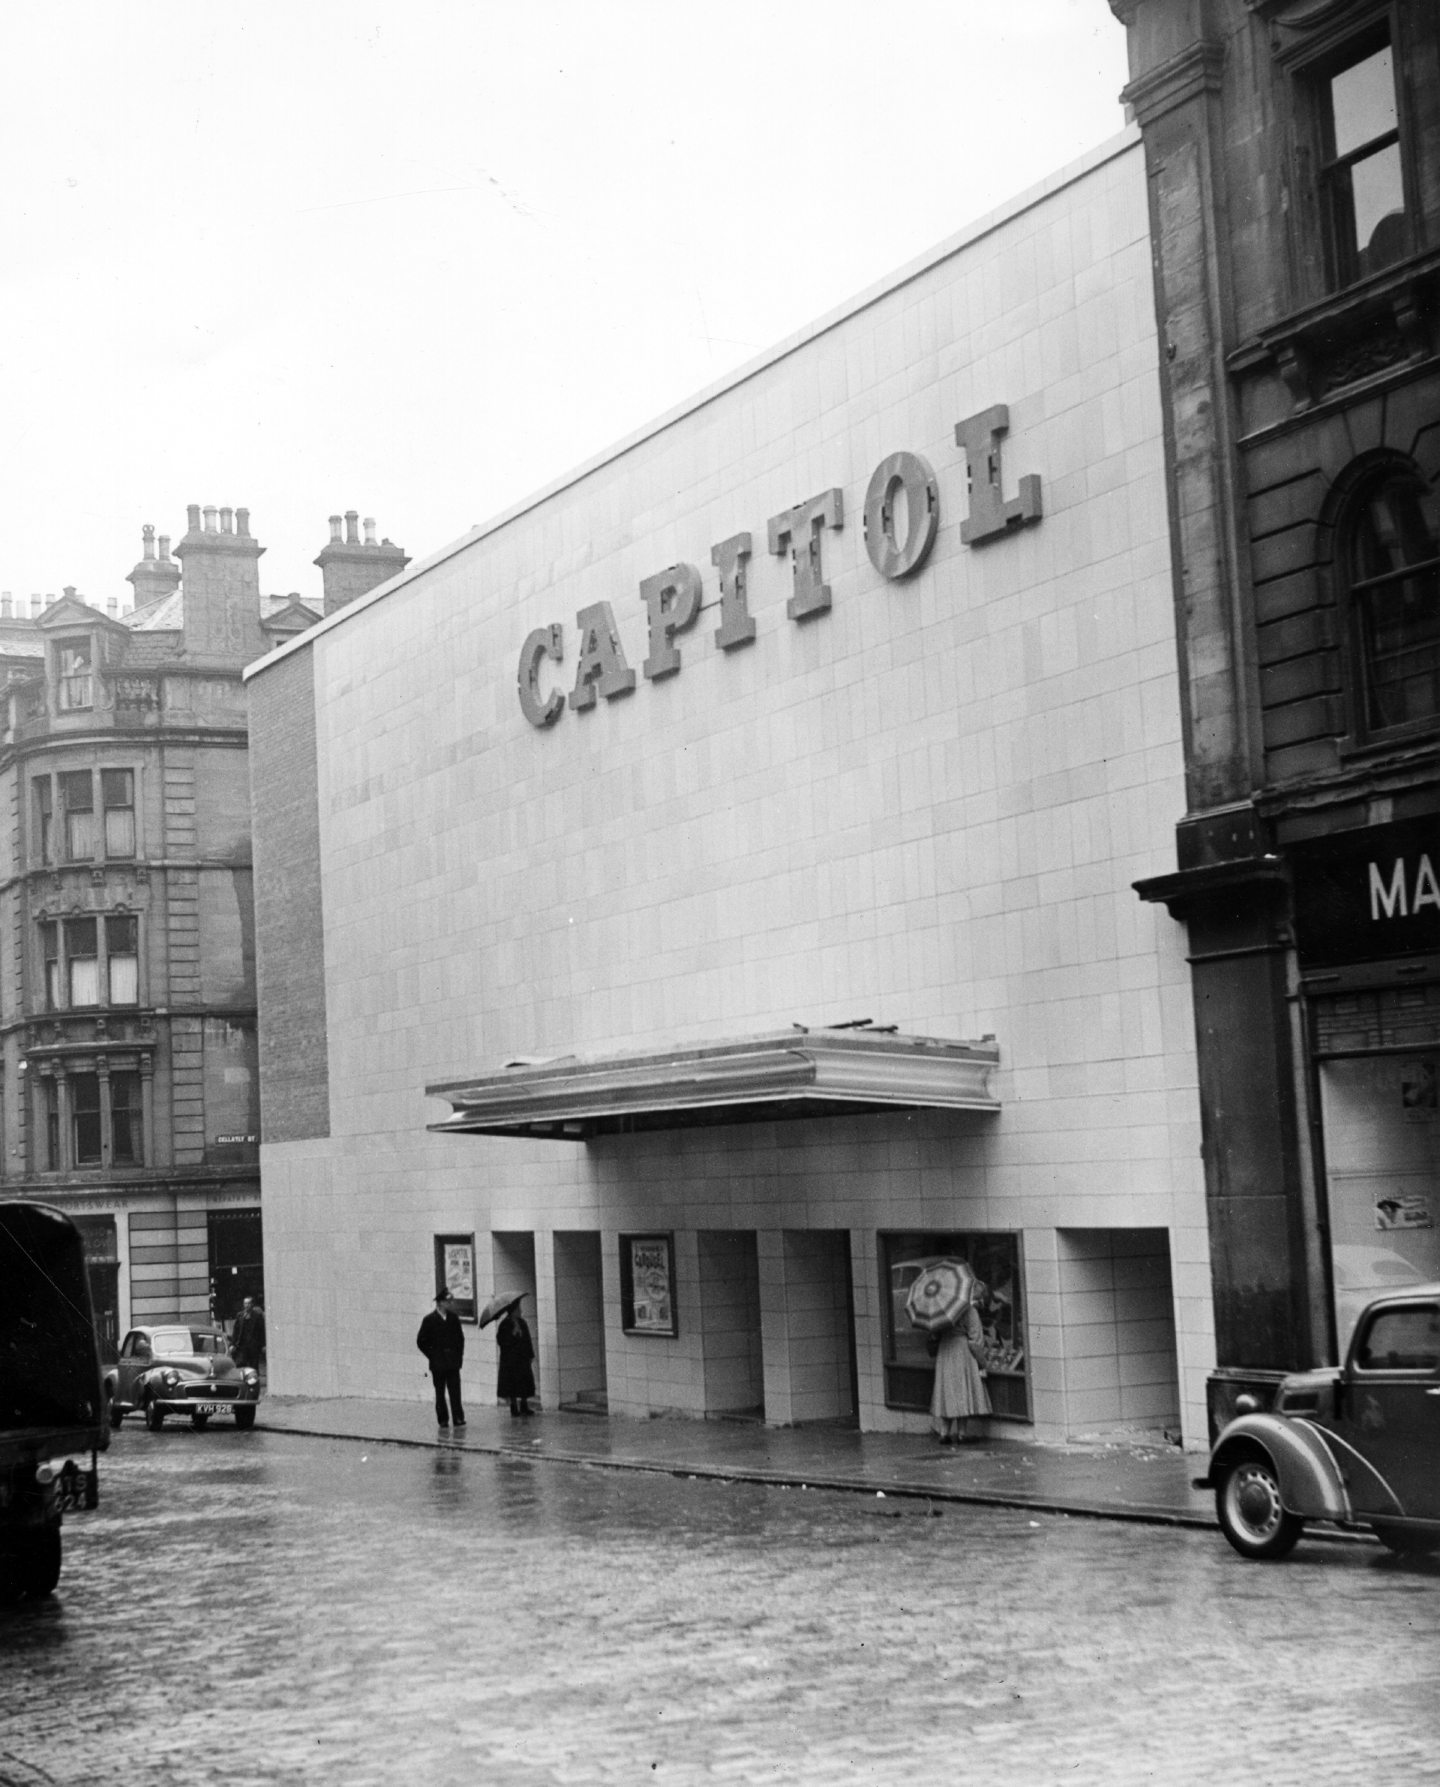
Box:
(1, 2), (1130, 610)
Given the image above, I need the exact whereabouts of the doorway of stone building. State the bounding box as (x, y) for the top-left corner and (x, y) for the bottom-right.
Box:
(554, 1230), (608, 1413)
(491, 1231), (539, 1403)
(698, 1229), (764, 1420)
(208, 1208), (264, 1331)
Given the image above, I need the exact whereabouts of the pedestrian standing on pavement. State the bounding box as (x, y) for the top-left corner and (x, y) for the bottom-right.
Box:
(417, 1289), (467, 1429)
(930, 1293), (990, 1444)
(230, 1297), (266, 1369)
(495, 1296), (536, 1417)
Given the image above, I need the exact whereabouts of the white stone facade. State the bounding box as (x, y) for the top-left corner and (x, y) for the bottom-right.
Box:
(249, 129), (1215, 1447)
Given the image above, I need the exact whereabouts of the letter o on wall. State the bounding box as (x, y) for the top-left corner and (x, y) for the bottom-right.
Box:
(863, 451), (939, 580)
(517, 623), (565, 728)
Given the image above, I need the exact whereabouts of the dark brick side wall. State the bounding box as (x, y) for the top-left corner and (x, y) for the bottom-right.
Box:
(248, 648), (330, 1141)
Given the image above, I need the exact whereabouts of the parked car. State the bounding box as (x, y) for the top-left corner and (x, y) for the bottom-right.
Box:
(105, 1326), (260, 1431)
(1201, 1285), (1440, 1559)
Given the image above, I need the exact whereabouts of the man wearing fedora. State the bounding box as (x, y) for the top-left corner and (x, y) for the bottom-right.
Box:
(416, 1288), (466, 1429)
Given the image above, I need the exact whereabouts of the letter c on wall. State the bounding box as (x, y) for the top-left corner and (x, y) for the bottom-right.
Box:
(863, 451), (939, 580)
(518, 623), (565, 728)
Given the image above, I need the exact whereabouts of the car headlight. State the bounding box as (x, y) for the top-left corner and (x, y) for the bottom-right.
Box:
(242, 1369), (258, 1386)
(162, 1370), (182, 1388)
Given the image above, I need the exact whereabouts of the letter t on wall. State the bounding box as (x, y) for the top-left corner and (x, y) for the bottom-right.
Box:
(768, 488), (844, 620)
(954, 405), (1042, 545)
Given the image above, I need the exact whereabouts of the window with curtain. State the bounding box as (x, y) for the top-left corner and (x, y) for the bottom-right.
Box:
(102, 769), (135, 857)
(66, 918), (99, 1007)
(59, 770), (94, 860)
(105, 916), (138, 1004)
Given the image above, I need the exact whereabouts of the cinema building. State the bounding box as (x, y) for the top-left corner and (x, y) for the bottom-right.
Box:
(247, 130), (1216, 1448)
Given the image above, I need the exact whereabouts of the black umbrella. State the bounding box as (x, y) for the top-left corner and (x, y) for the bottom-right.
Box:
(478, 1291), (526, 1328)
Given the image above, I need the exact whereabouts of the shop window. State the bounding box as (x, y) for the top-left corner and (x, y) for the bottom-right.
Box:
(59, 770), (95, 859)
(39, 912), (141, 1010)
(56, 641), (93, 711)
(1315, 35), (1408, 289)
(102, 769), (135, 857)
(880, 1230), (1028, 1419)
(33, 776), (52, 865)
(1344, 469), (1440, 740)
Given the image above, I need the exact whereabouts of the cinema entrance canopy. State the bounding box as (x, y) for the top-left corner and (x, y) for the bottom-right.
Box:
(426, 1027), (1001, 1141)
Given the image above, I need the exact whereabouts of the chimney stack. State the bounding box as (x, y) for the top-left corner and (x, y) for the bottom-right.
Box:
(127, 523), (182, 610)
(314, 509), (409, 617)
(174, 500), (267, 667)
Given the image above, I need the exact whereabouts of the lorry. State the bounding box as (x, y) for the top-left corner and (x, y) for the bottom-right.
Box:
(0, 1200), (107, 1599)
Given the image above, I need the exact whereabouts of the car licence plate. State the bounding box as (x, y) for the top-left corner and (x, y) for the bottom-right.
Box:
(194, 1404), (225, 1416)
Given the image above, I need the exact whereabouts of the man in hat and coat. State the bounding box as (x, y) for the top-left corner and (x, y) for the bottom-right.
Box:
(416, 1288), (466, 1428)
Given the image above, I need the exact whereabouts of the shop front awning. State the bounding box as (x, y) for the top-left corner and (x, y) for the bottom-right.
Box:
(425, 1026), (1000, 1140)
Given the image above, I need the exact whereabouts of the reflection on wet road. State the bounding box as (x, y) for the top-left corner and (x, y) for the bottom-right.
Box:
(1, 1427), (1437, 1785)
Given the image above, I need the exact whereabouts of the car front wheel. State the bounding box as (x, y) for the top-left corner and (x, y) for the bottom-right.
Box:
(234, 1405), (256, 1431)
(143, 1395), (165, 1432)
(108, 1394), (123, 1429)
(1216, 1453), (1302, 1561)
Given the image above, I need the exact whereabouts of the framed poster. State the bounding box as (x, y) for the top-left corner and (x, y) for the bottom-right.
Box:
(620, 1233), (677, 1337)
(433, 1233), (477, 1322)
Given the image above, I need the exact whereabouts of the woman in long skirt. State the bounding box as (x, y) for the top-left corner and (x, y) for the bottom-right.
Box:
(931, 1301), (990, 1444)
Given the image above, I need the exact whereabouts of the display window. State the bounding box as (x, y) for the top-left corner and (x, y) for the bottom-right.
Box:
(880, 1230), (1028, 1419)
(1319, 1054), (1440, 1351)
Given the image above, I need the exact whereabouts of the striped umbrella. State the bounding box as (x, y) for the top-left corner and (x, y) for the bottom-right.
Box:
(905, 1259), (976, 1333)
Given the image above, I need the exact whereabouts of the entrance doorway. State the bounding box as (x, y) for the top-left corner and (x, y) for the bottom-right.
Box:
(554, 1231), (607, 1412)
(208, 1208), (264, 1329)
(492, 1231), (538, 1398)
(72, 1215), (119, 1361)
(698, 1230), (764, 1419)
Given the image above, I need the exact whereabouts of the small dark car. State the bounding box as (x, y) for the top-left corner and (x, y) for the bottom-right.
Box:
(105, 1326), (260, 1432)
(1201, 1285), (1440, 1560)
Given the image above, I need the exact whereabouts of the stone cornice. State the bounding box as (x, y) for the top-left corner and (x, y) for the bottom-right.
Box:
(1121, 39), (1227, 126)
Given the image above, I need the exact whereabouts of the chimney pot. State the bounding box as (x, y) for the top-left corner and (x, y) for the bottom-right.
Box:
(1, 594), (11, 619)
(363, 517), (377, 546)
(142, 524), (156, 561)
(107, 598), (117, 617)
(29, 596), (40, 618)
(63, 586), (76, 602)
(44, 593), (55, 608)
(203, 506), (218, 533)
(220, 507), (234, 534)
(236, 507), (251, 538)
(329, 515), (343, 544)
(345, 510), (359, 544)
(158, 535), (171, 561)
(187, 504), (201, 532)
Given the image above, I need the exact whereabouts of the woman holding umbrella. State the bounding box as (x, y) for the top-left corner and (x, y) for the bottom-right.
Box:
(906, 1260), (990, 1445)
(480, 1292), (537, 1417)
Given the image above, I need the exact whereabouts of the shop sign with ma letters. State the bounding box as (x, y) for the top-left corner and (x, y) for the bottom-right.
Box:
(517, 405), (1042, 728)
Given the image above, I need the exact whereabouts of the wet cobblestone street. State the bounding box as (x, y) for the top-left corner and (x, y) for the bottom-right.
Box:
(2, 1426), (1438, 1786)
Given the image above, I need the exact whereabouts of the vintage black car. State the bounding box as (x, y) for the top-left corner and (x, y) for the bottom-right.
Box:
(1202, 1285), (1440, 1560)
(105, 1326), (260, 1431)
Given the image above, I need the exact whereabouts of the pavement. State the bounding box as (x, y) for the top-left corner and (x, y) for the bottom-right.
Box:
(259, 1391), (1220, 1530)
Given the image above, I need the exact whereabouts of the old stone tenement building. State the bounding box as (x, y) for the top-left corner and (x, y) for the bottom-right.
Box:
(0, 505), (405, 1351)
(1115, 0), (1440, 1426)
